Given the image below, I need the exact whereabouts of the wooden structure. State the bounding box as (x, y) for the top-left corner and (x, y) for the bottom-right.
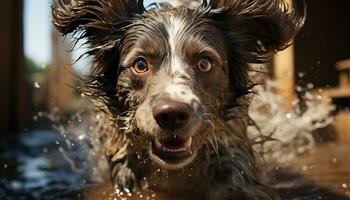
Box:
(336, 60), (350, 88)
(273, 46), (295, 111)
(0, 0), (27, 134)
(318, 60), (350, 144)
(321, 60), (350, 98)
(273, 0), (295, 111)
(49, 30), (76, 111)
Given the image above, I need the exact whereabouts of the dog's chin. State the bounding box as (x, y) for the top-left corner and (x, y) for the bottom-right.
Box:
(149, 136), (197, 170)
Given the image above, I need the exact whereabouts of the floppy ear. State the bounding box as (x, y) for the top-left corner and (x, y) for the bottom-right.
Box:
(207, 0), (306, 62)
(52, 0), (145, 54)
(52, 0), (146, 113)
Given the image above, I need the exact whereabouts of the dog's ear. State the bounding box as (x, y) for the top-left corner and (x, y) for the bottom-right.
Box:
(206, 0), (306, 62)
(52, 0), (145, 54)
(52, 0), (146, 113)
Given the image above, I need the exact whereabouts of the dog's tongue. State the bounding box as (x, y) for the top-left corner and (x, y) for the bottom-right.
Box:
(162, 137), (187, 148)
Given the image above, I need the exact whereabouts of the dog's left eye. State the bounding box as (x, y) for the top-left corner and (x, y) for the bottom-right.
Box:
(132, 58), (149, 74)
(197, 59), (213, 73)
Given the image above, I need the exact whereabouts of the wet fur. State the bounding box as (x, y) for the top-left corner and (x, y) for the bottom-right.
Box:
(52, 0), (306, 199)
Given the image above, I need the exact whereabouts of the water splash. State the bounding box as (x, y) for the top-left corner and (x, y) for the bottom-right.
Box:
(46, 108), (109, 183)
(248, 79), (335, 164)
(46, 79), (336, 178)
(39, 79), (336, 198)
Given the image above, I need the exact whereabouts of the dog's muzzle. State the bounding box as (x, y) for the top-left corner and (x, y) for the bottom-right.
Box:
(150, 98), (197, 169)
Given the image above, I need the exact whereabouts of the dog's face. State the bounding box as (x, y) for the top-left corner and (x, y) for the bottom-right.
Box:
(118, 8), (230, 169)
(53, 0), (305, 170)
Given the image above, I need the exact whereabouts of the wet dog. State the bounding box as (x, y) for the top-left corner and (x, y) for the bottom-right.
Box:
(52, 0), (305, 199)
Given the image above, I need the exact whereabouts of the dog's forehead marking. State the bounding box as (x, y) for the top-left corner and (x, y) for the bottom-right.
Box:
(167, 14), (187, 75)
(162, 14), (201, 108)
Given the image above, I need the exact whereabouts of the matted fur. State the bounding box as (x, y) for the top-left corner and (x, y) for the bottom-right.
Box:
(52, 0), (306, 199)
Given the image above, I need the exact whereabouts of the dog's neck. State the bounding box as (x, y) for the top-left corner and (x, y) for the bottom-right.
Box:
(146, 152), (209, 199)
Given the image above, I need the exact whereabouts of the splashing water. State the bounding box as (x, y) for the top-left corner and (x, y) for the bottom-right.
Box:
(248, 79), (335, 164)
(50, 79), (336, 180)
(35, 79), (336, 199)
(47, 108), (109, 183)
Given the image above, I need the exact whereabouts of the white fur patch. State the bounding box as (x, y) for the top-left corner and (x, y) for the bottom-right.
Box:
(164, 84), (199, 105)
(167, 15), (187, 74)
(164, 15), (200, 107)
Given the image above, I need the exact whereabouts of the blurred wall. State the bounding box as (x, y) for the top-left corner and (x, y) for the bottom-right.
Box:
(295, 0), (350, 88)
(0, 0), (27, 134)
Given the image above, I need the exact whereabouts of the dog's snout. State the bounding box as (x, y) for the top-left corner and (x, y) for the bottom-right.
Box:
(153, 99), (191, 130)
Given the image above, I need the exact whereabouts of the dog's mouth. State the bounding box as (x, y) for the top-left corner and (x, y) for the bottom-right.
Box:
(150, 135), (196, 170)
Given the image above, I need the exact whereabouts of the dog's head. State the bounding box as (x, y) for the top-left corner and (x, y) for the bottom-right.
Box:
(53, 0), (305, 170)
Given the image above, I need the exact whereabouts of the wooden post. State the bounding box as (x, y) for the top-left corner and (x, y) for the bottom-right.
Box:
(273, 46), (295, 111)
(336, 60), (350, 88)
(273, 0), (295, 111)
(49, 29), (76, 111)
(0, 0), (26, 134)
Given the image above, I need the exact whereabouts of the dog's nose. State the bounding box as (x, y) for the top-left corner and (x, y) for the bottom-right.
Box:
(153, 99), (191, 130)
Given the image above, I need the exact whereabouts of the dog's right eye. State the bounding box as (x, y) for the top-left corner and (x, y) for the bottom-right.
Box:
(197, 59), (213, 73)
(132, 58), (149, 74)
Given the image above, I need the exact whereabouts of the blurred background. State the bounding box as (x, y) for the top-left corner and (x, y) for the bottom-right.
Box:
(0, 0), (349, 199)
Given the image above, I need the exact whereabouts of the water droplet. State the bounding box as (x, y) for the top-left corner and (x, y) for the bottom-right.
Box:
(342, 183), (348, 189)
(115, 188), (120, 194)
(286, 113), (292, 119)
(296, 86), (303, 92)
(34, 82), (40, 88)
(78, 135), (85, 140)
(331, 158), (338, 164)
(302, 165), (308, 171)
(3, 164), (8, 169)
(307, 83), (314, 89)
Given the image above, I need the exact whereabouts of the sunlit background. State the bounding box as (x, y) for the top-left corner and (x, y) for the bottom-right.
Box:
(1, 0), (350, 199)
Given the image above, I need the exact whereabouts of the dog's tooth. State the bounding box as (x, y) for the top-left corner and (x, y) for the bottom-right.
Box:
(154, 138), (163, 149)
(184, 137), (192, 148)
(162, 147), (187, 153)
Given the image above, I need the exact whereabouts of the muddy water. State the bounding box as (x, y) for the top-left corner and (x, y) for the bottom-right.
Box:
(1, 130), (350, 200)
(0, 130), (87, 199)
(271, 144), (350, 200)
